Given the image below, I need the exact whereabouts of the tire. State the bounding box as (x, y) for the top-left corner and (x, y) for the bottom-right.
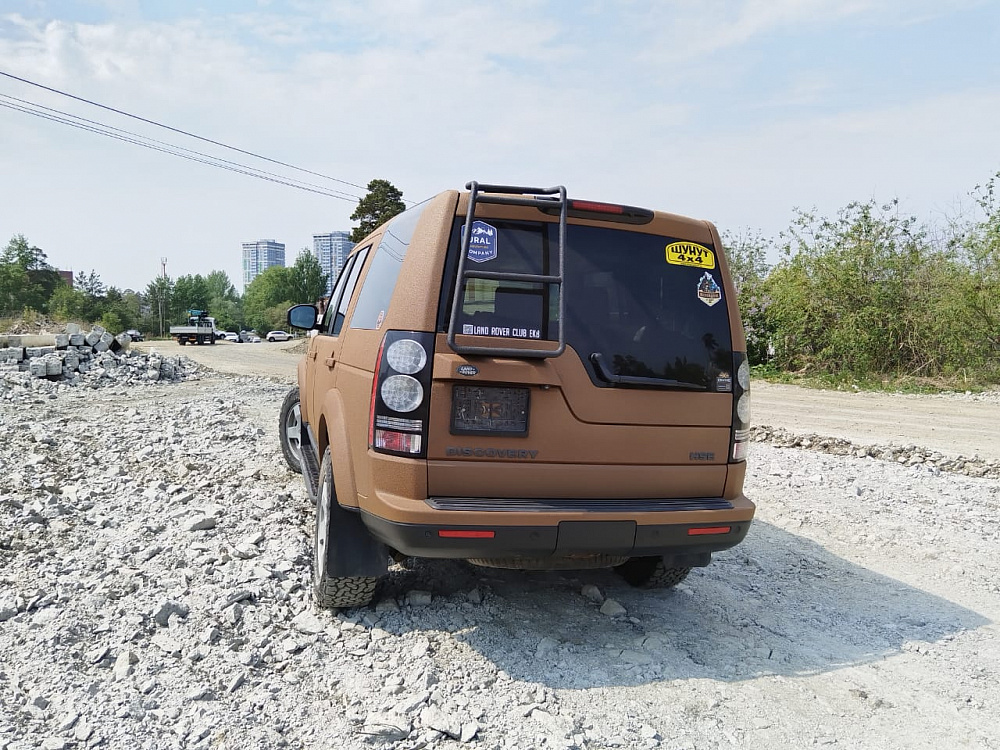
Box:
(267, 337), (274, 342)
(614, 557), (691, 589)
(279, 387), (303, 474)
(178, 338), (187, 346)
(313, 447), (378, 609)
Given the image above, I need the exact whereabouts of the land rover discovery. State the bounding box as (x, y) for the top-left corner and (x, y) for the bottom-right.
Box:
(284, 182), (754, 608)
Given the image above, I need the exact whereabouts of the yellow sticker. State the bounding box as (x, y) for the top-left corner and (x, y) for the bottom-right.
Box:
(665, 241), (716, 270)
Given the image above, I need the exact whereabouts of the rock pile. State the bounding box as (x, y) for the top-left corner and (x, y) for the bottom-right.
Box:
(1, 324), (199, 400)
(751, 424), (1000, 480)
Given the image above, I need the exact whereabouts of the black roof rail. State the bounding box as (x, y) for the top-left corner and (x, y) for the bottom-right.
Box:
(446, 181), (567, 359)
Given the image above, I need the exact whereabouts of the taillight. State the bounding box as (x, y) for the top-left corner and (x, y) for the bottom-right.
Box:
(370, 331), (434, 458)
(730, 352), (751, 462)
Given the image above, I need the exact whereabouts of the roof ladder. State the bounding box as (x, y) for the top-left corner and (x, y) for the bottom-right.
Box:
(446, 181), (567, 359)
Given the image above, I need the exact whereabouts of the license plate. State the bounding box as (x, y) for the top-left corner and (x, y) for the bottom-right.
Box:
(451, 386), (530, 436)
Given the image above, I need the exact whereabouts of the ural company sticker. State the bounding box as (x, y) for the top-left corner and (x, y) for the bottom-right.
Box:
(666, 241), (716, 270)
(715, 371), (733, 392)
(697, 272), (722, 307)
(464, 220), (498, 263)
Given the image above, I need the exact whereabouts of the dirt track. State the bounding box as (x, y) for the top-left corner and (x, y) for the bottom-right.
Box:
(140, 339), (1000, 462)
(4, 343), (999, 749)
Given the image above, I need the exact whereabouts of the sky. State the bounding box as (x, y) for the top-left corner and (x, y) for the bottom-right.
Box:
(1, 0), (999, 293)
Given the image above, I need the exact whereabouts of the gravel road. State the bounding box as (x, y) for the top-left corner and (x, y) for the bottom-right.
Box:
(2, 346), (999, 749)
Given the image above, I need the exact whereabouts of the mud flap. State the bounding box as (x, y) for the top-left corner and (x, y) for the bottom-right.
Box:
(323, 502), (390, 578)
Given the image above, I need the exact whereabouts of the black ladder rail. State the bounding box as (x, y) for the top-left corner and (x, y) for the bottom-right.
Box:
(446, 181), (568, 359)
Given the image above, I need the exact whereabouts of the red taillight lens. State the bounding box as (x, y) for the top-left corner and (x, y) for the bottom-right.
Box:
(370, 331), (434, 458)
(373, 429), (422, 454)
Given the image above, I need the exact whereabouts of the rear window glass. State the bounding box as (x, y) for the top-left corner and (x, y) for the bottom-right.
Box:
(439, 219), (733, 389)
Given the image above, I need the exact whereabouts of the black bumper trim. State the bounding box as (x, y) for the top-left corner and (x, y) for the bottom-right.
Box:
(361, 511), (751, 561)
(426, 496), (733, 513)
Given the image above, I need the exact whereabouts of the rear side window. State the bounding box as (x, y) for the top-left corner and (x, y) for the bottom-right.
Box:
(439, 220), (734, 389)
(322, 245), (370, 335)
(350, 201), (429, 329)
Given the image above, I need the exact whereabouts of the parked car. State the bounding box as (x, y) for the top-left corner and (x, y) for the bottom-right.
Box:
(248, 335), (261, 343)
(284, 180), (754, 609)
(223, 332), (239, 342)
(266, 330), (292, 342)
(124, 329), (143, 342)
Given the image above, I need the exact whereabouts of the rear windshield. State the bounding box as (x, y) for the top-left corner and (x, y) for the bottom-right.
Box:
(438, 219), (734, 390)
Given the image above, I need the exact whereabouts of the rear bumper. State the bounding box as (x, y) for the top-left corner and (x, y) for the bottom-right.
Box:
(361, 510), (751, 563)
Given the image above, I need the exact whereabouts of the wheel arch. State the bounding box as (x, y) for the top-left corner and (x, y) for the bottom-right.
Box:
(317, 387), (360, 509)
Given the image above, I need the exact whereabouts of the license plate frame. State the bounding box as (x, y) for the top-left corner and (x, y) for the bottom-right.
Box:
(450, 385), (530, 436)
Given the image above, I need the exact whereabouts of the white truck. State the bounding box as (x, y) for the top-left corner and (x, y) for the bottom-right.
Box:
(169, 310), (218, 346)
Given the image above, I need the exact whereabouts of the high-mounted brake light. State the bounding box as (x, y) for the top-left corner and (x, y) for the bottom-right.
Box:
(537, 200), (653, 224)
(370, 331), (434, 458)
(569, 200), (625, 215)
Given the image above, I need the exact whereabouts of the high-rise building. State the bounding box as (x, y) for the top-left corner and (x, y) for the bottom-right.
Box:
(242, 239), (285, 287)
(312, 232), (355, 294)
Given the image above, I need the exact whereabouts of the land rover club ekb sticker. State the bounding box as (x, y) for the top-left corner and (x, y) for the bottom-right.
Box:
(666, 241), (716, 270)
(464, 220), (498, 263)
(697, 272), (723, 307)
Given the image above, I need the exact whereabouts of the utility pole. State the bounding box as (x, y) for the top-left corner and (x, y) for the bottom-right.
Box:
(158, 257), (167, 338)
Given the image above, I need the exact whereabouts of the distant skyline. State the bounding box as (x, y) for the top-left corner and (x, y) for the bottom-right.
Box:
(2, 1), (999, 292)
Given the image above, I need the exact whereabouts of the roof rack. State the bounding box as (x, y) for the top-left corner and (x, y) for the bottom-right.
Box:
(446, 181), (567, 359)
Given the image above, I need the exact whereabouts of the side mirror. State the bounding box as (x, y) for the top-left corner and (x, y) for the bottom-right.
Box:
(287, 304), (319, 330)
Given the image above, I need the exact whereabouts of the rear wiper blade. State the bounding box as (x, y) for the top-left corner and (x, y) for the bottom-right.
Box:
(590, 352), (708, 391)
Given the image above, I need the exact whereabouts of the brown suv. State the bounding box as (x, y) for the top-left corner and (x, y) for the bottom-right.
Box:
(284, 182), (754, 608)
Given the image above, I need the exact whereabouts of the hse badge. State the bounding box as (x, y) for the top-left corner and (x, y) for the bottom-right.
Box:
(666, 241), (715, 270)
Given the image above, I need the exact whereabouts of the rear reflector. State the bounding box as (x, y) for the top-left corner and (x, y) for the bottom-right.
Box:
(438, 530), (496, 539)
(687, 526), (731, 536)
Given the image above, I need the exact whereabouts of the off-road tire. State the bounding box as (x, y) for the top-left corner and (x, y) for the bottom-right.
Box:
(614, 557), (691, 588)
(313, 447), (378, 609)
(278, 387), (303, 474)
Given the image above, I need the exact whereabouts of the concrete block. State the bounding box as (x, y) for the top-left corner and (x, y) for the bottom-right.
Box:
(54, 334), (69, 349)
(85, 331), (102, 347)
(7, 334), (56, 348)
(69, 333), (86, 346)
(65, 323), (82, 335)
(45, 356), (62, 376)
(29, 359), (47, 377)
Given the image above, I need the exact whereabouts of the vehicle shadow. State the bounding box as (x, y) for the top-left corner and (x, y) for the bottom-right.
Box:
(371, 520), (989, 689)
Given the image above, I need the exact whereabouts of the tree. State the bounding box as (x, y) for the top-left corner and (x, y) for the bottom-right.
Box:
(145, 276), (174, 337)
(350, 179), (405, 242)
(171, 274), (211, 321)
(243, 266), (296, 333)
(722, 229), (773, 365)
(289, 251), (328, 307)
(1, 235), (62, 315)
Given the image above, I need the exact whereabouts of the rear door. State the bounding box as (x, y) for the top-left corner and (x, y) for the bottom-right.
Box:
(427, 213), (736, 499)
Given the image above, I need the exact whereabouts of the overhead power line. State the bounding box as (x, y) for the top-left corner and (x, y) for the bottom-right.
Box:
(0, 68), (367, 193)
(0, 92), (361, 201)
(0, 96), (360, 200)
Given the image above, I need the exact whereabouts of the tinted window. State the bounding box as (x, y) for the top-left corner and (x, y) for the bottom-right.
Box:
(440, 220), (733, 389)
(321, 253), (356, 333)
(332, 247), (369, 335)
(350, 202), (428, 329)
